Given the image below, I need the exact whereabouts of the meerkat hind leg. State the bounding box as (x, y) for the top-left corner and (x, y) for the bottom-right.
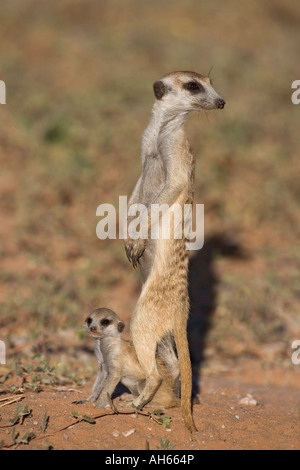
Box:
(131, 342), (162, 409)
(132, 375), (162, 409)
(157, 335), (179, 381)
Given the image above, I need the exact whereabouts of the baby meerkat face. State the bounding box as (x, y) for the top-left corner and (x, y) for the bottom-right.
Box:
(153, 71), (225, 112)
(84, 308), (125, 339)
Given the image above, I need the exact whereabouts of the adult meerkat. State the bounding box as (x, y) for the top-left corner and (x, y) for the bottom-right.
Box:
(124, 71), (225, 432)
(77, 308), (180, 409)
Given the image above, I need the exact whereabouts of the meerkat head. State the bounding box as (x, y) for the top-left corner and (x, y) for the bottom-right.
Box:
(84, 308), (125, 339)
(153, 71), (225, 112)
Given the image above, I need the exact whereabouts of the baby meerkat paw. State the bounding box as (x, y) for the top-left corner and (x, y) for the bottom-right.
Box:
(124, 237), (146, 269)
(95, 398), (111, 409)
(119, 392), (135, 402)
(117, 393), (138, 408)
(143, 402), (166, 409)
(72, 399), (89, 405)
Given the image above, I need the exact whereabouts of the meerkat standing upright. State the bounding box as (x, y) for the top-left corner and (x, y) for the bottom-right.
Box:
(125, 71), (225, 432)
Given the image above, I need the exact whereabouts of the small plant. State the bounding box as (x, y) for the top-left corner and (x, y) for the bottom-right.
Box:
(150, 409), (171, 429)
(157, 438), (175, 450)
(41, 411), (49, 433)
(107, 394), (118, 413)
(11, 428), (19, 445)
(9, 404), (31, 426)
(71, 411), (96, 424)
(19, 432), (36, 445)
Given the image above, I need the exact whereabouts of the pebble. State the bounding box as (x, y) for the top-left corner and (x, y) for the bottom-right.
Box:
(112, 430), (120, 438)
(238, 394), (258, 406)
(122, 428), (136, 437)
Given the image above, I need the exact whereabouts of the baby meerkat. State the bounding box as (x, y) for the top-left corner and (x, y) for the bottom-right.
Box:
(78, 308), (180, 409)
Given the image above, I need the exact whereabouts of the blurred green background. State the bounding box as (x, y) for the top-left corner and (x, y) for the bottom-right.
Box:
(0, 0), (299, 381)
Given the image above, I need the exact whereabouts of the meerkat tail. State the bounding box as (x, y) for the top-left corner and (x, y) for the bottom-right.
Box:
(173, 322), (197, 433)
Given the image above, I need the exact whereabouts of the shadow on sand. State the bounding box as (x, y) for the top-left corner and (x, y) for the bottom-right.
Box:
(188, 233), (248, 396)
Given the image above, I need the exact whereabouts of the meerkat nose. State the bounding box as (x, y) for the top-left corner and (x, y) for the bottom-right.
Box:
(216, 98), (225, 109)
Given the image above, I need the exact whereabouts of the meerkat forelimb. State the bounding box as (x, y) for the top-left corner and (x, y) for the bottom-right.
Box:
(125, 71), (225, 432)
(80, 308), (180, 410)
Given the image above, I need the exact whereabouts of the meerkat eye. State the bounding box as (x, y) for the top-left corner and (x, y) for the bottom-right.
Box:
(101, 319), (111, 326)
(183, 81), (205, 93)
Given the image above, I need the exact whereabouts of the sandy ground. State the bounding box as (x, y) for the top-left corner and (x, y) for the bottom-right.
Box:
(0, 362), (299, 451)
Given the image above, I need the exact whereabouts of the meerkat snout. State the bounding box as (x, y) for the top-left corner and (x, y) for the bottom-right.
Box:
(215, 98), (225, 109)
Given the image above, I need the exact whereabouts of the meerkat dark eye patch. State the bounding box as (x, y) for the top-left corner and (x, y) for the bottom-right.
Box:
(183, 81), (205, 94)
(85, 317), (92, 325)
(153, 80), (166, 100)
(101, 319), (111, 326)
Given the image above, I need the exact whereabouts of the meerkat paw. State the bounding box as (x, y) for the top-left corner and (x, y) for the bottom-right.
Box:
(72, 394), (99, 405)
(72, 398), (96, 405)
(131, 396), (145, 410)
(95, 398), (111, 409)
(124, 237), (146, 269)
(118, 392), (136, 402)
(118, 393), (138, 408)
(143, 402), (166, 410)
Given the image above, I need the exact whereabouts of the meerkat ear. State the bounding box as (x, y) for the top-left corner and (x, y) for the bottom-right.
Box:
(118, 321), (125, 333)
(153, 80), (166, 100)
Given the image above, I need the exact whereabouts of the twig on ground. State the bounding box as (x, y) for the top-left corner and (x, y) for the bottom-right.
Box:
(0, 396), (24, 409)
